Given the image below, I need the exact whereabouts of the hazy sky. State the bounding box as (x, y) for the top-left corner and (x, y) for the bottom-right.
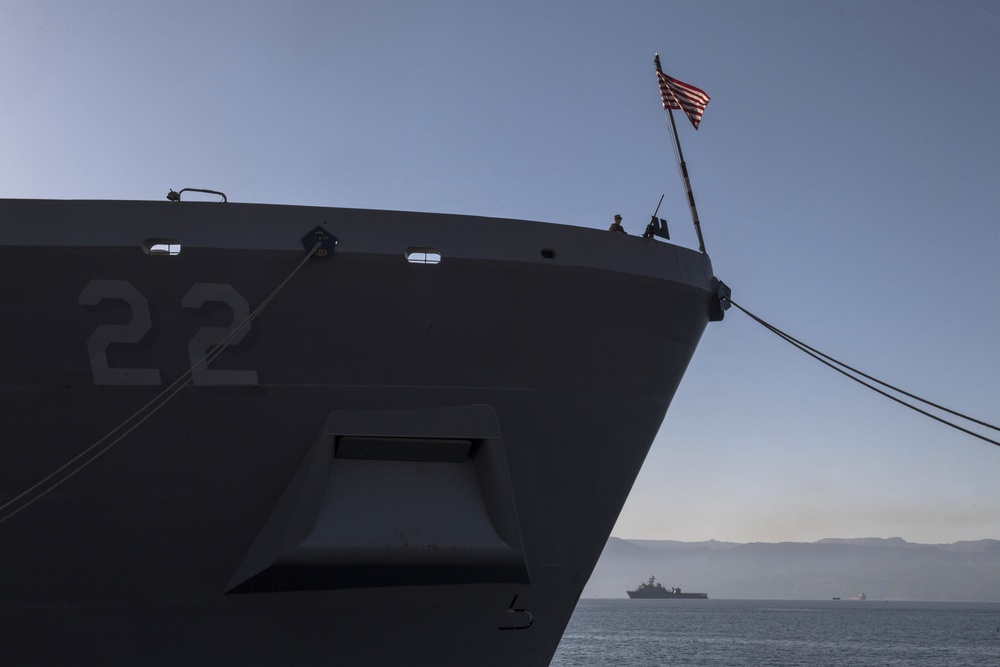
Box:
(3, 1), (998, 544)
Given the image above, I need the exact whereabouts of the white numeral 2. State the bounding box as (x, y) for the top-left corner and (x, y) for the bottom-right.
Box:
(183, 283), (259, 386)
(78, 280), (162, 386)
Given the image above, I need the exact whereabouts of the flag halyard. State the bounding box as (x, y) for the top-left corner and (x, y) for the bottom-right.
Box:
(657, 71), (710, 130)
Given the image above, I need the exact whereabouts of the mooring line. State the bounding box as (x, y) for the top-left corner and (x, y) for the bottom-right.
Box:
(730, 299), (1000, 448)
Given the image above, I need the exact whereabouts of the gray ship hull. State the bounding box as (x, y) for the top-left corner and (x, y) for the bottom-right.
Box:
(627, 590), (708, 599)
(0, 199), (719, 665)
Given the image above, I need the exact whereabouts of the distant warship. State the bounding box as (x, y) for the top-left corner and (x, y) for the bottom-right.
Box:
(627, 576), (708, 599)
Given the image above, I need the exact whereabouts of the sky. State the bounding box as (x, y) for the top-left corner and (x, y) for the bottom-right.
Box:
(2, 0), (998, 544)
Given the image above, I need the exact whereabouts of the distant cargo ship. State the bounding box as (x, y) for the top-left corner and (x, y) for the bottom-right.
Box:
(627, 576), (708, 599)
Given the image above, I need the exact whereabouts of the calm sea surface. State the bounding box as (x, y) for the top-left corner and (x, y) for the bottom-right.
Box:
(550, 599), (1000, 666)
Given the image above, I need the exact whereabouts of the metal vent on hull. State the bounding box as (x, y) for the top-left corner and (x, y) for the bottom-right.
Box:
(335, 436), (472, 462)
(225, 405), (528, 593)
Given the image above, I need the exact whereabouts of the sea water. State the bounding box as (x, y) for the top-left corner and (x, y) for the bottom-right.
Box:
(550, 599), (1000, 666)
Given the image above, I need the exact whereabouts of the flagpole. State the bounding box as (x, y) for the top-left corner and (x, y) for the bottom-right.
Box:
(655, 53), (707, 254)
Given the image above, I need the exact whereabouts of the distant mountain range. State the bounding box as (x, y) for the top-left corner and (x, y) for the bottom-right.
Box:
(583, 537), (1000, 601)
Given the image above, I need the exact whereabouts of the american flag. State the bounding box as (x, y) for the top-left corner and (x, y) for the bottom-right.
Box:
(657, 70), (710, 130)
